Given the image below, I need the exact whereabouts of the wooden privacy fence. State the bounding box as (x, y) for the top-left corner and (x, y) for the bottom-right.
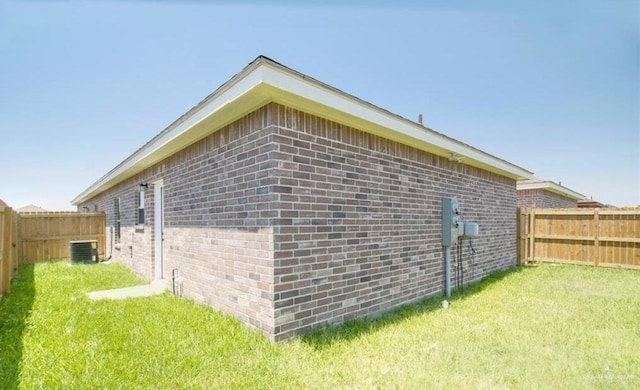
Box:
(19, 212), (106, 263)
(0, 202), (19, 298)
(518, 208), (640, 269)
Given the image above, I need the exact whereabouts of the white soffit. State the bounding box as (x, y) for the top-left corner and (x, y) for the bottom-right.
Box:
(71, 65), (270, 205)
(517, 181), (585, 200)
(259, 62), (532, 179)
(72, 57), (533, 205)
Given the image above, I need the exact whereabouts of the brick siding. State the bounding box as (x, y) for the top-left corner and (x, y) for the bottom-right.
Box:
(517, 189), (577, 209)
(81, 105), (278, 337)
(268, 104), (517, 340)
(80, 102), (518, 341)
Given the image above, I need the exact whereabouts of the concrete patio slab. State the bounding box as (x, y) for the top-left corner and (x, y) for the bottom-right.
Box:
(87, 281), (166, 301)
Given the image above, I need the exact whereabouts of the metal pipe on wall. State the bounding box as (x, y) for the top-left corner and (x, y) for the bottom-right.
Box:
(444, 246), (452, 298)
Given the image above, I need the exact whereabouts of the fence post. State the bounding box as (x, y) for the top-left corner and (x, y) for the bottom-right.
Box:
(523, 209), (527, 262)
(0, 206), (12, 297)
(7, 209), (13, 289)
(516, 208), (521, 265)
(12, 211), (19, 276)
(517, 208), (528, 265)
(16, 212), (22, 267)
(528, 209), (535, 262)
(593, 209), (599, 267)
(0, 207), (4, 297)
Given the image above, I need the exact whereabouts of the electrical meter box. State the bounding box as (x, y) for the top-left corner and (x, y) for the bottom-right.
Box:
(442, 197), (460, 246)
(462, 222), (479, 238)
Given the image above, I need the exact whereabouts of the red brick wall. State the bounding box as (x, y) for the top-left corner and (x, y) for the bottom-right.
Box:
(81, 102), (518, 341)
(517, 189), (577, 209)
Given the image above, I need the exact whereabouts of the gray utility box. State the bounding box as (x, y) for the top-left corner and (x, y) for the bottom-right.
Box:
(70, 240), (98, 264)
(462, 222), (480, 238)
(442, 197), (460, 246)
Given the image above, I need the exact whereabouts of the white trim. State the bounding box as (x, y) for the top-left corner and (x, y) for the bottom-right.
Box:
(153, 179), (164, 281)
(517, 181), (584, 200)
(71, 69), (270, 205)
(259, 63), (532, 178)
(72, 57), (533, 205)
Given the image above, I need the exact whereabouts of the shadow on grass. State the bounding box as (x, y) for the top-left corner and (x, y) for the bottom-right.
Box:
(300, 265), (529, 350)
(0, 264), (35, 389)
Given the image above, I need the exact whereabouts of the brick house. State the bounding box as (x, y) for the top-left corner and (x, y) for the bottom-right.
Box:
(72, 56), (532, 341)
(516, 178), (584, 209)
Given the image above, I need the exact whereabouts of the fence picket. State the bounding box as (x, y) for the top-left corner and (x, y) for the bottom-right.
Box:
(18, 212), (105, 263)
(517, 207), (640, 270)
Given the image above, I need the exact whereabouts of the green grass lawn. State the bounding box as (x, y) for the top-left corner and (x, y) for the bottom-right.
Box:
(1, 262), (639, 389)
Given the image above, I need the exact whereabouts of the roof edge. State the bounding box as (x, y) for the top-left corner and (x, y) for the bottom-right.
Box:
(517, 180), (585, 200)
(73, 55), (534, 205)
(71, 57), (270, 205)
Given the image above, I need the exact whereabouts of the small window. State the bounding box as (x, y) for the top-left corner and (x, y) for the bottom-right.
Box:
(94, 204), (98, 212)
(114, 197), (121, 243)
(136, 189), (145, 225)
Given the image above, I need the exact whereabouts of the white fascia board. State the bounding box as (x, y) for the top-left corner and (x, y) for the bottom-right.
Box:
(259, 63), (532, 180)
(73, 58), (534, 205)
(131, 70), (263, 166)
(517, 181), (584, 200)
(71, 66), (269, 205)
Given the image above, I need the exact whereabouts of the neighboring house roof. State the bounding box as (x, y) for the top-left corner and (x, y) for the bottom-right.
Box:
(577, 198), (608, 208)
(72, 55), (533, 205)
(516, 178), (584, 200)
(16, 204), (48, 213)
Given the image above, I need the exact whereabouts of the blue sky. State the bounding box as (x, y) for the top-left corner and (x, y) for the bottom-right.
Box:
(1, 0), (638, 209)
